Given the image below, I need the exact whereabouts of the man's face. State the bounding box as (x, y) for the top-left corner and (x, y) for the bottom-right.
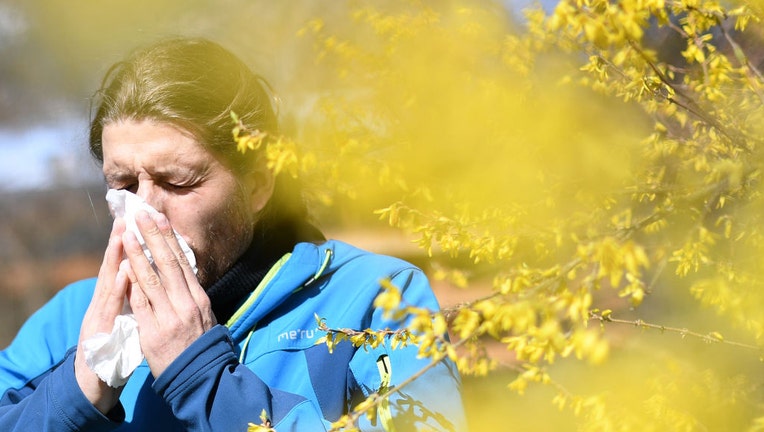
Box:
(102, 118), (258, 288)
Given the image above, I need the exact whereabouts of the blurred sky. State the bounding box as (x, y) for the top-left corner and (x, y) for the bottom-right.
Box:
(0, 0), (319, 190)
(0, 0), (545, 191)
(0, 123), (97, 189)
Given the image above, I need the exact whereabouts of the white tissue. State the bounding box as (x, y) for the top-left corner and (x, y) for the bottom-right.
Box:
(82, 314), (142, 388)
(82, 189), (198, 387)
(105, 189), (197, 274)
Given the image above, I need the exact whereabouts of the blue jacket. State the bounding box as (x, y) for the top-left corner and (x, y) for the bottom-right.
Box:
(0, 240), (466, 431)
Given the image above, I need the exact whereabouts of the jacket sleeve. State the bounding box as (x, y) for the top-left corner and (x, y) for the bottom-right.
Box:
(0, 351), (122, 432)
(349, 268), (468, 432)
(152, 324), (327, 432)
(0, 280), (122, 432)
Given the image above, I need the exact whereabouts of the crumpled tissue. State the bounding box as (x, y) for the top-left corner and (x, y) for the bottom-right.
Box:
(105, 188), (197, 275)
(82, 189), (197, 387)
(81, 314), (142, 388)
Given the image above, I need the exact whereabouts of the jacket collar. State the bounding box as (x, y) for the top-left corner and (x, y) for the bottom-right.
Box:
(206, 219), (325, 324)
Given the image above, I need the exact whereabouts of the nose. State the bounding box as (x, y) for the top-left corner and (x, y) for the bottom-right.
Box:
(135, 182), (163, 212)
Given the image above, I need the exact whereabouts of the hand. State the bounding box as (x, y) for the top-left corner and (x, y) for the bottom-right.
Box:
(122, 210), (217, 377)
(75, 219), (128, 414)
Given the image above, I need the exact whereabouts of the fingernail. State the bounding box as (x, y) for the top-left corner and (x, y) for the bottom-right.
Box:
(135, 210), (151, 223)
(119, 259), (131, 273)
(121, 230), (138, 249)
(109, 230), (122, 245)
(152, 212), (169, 228)
(111, 217), (123, 232)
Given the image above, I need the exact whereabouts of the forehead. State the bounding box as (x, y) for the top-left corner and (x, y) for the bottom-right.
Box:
(101, 119), (221, 176)
(103, 119), (207, 158)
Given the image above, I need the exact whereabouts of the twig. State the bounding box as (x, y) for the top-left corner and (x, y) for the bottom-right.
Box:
(589, 310), (761, 351)
(324, 329), (470, 431)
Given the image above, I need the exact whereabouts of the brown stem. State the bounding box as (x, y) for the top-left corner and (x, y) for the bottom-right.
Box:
(589, 310), (761, 351)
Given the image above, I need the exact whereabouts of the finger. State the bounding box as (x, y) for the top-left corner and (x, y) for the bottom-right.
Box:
(116, 261), (132, 315)
(122, 225), (173, 318)
(107, 267), (129, 315)
(124, 260), (153, 324)
(133, 211), (199, 315)
(148, 212), (212, 324)
(91, 221), (126, 313)
(93, 219), (126, 298)
(148, 212), (197, 286)
(80, 219), (128, 339)
(118, 258), (136, 284)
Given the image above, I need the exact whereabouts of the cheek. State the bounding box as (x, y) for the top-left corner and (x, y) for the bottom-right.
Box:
(165, 205), (215, 251)
(181, 197), (253, 255)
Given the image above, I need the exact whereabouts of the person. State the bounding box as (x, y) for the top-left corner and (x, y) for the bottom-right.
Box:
(0, 37), (466, 431)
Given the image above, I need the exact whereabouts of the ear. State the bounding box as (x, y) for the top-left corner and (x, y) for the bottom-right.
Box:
(247, 156), (275, 215)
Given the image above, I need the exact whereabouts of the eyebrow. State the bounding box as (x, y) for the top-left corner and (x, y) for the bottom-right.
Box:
(152, 165), (203, 179)
(103, 164), (210, 186)
(103, 171), (134, 187)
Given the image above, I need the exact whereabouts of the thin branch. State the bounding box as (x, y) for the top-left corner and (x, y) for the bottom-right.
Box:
(589, 310), (761, 351)
(716, 17), (764, 105)
(626, 40), (746, 150)
(322, 328), (470, 431)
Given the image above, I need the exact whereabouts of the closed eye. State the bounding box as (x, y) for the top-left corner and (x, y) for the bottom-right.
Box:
(161, 181), (197, 195)
(104, 172), (137, 193)
(162, 181), (192, 190)
(111, 183), (137, 193)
